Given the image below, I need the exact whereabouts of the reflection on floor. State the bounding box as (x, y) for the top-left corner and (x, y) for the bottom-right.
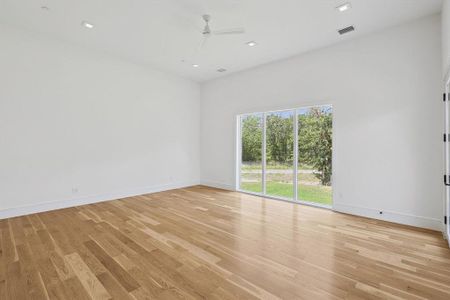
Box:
(1, 186), (449, 299)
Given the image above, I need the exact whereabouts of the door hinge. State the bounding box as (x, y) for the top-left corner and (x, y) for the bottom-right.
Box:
(445, 216), (448, 225)
(444, 134), (447, 142)
(444, 175), (450, 186)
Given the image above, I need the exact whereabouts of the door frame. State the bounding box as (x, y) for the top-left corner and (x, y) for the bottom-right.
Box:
(235, 104), (334, 209)
(444, 70), (450, 244)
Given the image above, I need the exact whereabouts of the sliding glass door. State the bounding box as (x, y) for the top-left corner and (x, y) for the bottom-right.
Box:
(297, 106), (333, 206)
(239, 114), (263, 193)
(266, 111), (295, 198)
(238, 105), (333, 208)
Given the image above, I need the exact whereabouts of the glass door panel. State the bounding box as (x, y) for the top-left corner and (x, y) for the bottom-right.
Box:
(265, 110), (294, 199)
(297, 106), (333, 206)
(239, 114), (263, 193)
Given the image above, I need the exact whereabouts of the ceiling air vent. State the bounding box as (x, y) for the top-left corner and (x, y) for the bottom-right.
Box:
(338, 25), (355, 35)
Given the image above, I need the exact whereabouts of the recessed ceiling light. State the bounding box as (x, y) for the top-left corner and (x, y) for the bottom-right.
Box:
(336, 2), (351, 12)
(247, 41), (257, 47)
(82, 21), (94, 29)
(217, 68), (227, 73)
(41, 6), (49, 11)
(192, 64), (199, 68)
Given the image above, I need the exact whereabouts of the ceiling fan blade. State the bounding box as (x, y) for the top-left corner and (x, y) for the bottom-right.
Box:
(213, 28), (245, 35)
(199, 35), (210, 50)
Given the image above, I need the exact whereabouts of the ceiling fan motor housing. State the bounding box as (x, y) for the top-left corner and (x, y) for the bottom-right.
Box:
(202, 14), (211, 35)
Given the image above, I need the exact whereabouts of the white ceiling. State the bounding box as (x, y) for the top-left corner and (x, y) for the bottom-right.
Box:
(0, 0), (442, 82)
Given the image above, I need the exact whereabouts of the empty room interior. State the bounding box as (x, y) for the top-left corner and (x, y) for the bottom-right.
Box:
(2, 0), (450, 299)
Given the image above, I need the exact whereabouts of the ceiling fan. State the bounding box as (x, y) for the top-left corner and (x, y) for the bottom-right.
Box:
(201, 14), (245, 36)
(189, 14), (245, 66)
(195, 14), (245, 53)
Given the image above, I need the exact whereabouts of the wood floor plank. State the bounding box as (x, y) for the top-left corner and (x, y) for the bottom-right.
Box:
(83, 239), (140, 293)
(62, 277), (93, 300)
(0, 186), (449, 299)
(64, 252), (111, 300)
(35, 258), (70, 300)
(6, 261), (26, 300)
(97, 272), (134, 300)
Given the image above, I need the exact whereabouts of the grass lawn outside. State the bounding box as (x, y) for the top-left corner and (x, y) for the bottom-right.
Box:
(240, 182), (332, 206)
(242, 163), (314, 171)
(240, 163), (332, 206)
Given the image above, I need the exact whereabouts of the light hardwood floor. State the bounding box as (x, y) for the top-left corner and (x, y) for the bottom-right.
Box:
(1, 186), (449, 299)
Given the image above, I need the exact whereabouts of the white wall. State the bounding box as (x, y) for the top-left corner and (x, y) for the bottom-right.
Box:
(200, 15), (443, 230)
(0, 24), (200, 217)
(444, 0), (450, 77)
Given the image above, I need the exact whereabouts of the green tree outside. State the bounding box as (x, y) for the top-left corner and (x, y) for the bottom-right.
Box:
(298, 107), (332, 186)
(241, 115), (262, 162)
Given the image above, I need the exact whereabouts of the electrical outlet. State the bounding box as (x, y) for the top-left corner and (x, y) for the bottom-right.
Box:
(72, 187), (79, 194)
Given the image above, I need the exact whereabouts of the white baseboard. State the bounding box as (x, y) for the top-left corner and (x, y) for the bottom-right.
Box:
(200, 181), (441, 231)
(334, 203), (442, 231)
(0, 181), (199, 220)
(200, 180), (235, 191)
(8, 181), (441, 232)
